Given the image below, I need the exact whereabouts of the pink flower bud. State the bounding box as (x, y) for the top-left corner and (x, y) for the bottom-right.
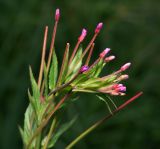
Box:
(119, 86), (126, 92)
(78, 28), (87, 42)
(99, 48), (111, 58)
(55, 8), (60, 21)
(105, 55), (115, 62)
(113, 84), (126, 92)
(120, 62), (131, 71)
(80, 65), (89, 73)
(95, 22), (103, 33)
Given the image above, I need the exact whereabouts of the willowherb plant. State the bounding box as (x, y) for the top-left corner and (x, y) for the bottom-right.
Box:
(20, 8), (143, 149)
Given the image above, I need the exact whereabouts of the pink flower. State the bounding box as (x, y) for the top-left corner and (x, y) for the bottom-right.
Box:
(55, 8), (60, 21)
(95, 22), (103, 33)
(78, 29), (87, 42)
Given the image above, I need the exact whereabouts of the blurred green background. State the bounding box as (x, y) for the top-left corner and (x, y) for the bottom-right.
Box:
(0, 0), (160, 148)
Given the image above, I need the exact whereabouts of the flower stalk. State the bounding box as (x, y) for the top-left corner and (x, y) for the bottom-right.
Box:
(38, 26), (48, 89)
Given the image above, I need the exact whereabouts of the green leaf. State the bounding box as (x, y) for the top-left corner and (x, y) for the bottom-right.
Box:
(58, 45), (70, 85)
(93, 59), (105, 77)
(29, 66), (41, 110)
(66, 47), (82, 82)
(19, 126), (24, 144)
(71, 74), (88, 85)
(43, 62), (48, 98)
(84, 59), (104, 78)
(29, 67), (48, 123)
(96, 95), (113, 114)
(105, 95), (117, 109)
(73, 88), (97, 93)
(49, 51), (58, 90)
(28, 89), (38, 118)
(42, 116), (77, 148)
(23, 104), (36, 147)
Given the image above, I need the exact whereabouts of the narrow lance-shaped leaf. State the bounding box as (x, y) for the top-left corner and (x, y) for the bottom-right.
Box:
(96, 95), (113, 114)
(93, 59), (105, 77)
(58, 44), (70, 86)
(49, 50), (58, 90)
(43, 62), (48, 98)
(29, 66), (41, 110)
(65, 47), (82, 82)
(28, 89), (38, 119)
(23, 104), (36, 147)
(42, 116), (77, 148)
(18, 126), (24, 144)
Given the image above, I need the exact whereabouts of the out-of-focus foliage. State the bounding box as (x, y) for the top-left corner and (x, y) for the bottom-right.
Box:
(0, 0), (160, 148)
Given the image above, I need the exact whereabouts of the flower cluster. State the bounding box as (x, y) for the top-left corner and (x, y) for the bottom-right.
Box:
(47, 9), (132, 98)
(20, 8), (142, 149)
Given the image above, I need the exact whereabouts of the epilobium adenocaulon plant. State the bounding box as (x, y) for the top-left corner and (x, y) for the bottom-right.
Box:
(20, 8), (143, 149)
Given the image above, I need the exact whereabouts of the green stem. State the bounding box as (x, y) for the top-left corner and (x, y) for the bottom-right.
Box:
(35, 133), (41, 149)
(43, 118), (57, 149)
(65, 92), (143, 149)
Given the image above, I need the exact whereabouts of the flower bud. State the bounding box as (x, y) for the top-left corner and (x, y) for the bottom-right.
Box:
(95, 22), (103, 33)
(105, 55), (115, 62)
(78, 28), (87, 42)
(119, 86), (126, 92)
(117, 74), (129, 81)
(55, 8), (60, 21)
(80, 65), (89, 73)
(99, 48), (111, 58)
(113, 84), (126, 92)
(120, 62), (131, 71)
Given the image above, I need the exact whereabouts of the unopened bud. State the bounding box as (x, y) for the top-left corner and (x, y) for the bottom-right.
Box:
(120, 62), (131, 71)
(112, 83), (126, 92)
(99, 48), (111, 58)
(118, 74), (129, 81)
(80, 65), (89, 73)
(105, 55), (115, 62)
(78, 28), (87, 42)
(55, 8), (60, 21)
(95, 22), (103, 33)
(119, 86), (126, 92)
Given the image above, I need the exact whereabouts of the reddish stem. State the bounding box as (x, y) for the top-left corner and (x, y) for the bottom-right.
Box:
(38, 26), (48, 89)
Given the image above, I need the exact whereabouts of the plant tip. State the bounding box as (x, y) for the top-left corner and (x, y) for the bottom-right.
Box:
(99, 48), (111, 58)
(55, 8), (60, 21)
(120, 62), (131, 71)
(95, 22), (103, 33)
(78, 28), (87, 42)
